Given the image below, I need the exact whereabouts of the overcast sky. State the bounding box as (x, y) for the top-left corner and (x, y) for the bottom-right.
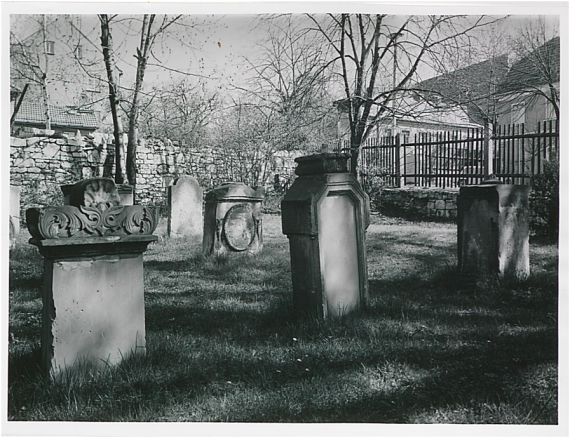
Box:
(6, 4), (563, 107)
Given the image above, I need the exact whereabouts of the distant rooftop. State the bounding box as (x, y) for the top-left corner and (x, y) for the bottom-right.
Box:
(498, 37), (560, 94)
(11, 101), (99, 130)
(416, 55), (510, 103)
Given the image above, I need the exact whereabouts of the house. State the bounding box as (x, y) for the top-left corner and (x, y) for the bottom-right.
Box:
(336, 55), (509, 144)
(494, 37), (560, 127)
(413, 37), (560, 129)
(414, 55), (510, 127)
(10, 100), (100, 137)
(335, 96), (481, 146)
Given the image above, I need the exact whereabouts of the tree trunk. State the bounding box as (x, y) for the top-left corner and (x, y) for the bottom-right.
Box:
(100, 15), (125, 185)
(126, 14), (154, 187)
(40, 75), (51, 131)
(41, 15), (51, 131)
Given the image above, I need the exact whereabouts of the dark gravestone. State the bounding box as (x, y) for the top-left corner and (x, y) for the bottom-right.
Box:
(457, 181), (530, 278)
(281, 153), (370, 319)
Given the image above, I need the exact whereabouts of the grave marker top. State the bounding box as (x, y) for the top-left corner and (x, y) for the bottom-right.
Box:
(68, 177), (121, 210)
(27, 178), (159, 251)
(205, 182), (265, 203)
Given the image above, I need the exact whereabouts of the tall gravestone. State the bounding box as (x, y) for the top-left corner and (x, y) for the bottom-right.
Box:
(26, 177), (159, 376)
(281, 153), (370, 319)
(457, 180), (530, 278)
(168, 175), (203, 238)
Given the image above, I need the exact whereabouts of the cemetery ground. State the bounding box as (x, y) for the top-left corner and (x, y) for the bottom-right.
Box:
(8, 213), (558, 423)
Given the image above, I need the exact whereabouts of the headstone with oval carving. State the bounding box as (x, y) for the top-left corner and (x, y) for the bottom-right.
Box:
(203, 182), (264, 256)
(26, 177), (159, 377)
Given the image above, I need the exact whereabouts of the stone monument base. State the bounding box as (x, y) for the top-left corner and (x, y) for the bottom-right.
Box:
(457, 182), (530, 279)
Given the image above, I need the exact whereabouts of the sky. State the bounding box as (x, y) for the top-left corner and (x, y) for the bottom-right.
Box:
(6, 4), (564, 108)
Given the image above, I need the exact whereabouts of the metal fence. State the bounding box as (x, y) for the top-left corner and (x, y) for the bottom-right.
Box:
(337, 120), (559, 189)
(493, 120), (559, 185)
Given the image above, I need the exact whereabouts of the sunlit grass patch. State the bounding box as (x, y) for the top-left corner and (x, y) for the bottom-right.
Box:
(8, 214), (558, 423)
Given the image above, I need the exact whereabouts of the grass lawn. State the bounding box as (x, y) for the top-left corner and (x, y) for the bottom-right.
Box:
(8, 213), (558, 423)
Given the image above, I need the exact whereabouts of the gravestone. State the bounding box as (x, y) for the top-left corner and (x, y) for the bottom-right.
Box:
(167, 175), (203, 238)
(27, 177), (159, 376)
(457, 180), (530, 278)
(281, 153), (370, 319)
(62, 182), (134, 205)
(10, 185), (21, 244)
(203, 182), (264, 256)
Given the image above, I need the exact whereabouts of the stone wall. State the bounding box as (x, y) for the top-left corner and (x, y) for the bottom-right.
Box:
(10, 135), (299, 221)
(371, 187), (459, 220)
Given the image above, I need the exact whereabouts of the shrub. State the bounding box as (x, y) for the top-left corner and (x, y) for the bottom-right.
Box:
(530, 157), (559, 239)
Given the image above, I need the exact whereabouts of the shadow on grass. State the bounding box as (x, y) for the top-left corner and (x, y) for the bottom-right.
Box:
(8, 215), (558, 423)
(134, 310), (557, 423)
(8, 275), (558, 422)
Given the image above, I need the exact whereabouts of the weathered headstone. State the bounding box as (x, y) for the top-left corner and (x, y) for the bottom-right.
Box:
(281, 153), (370, 319)
(457, 180), (530, 278)
(62, 181), (134, 206)
(167, 175), (203, 238)
(10, 185), (21, 244)
(203, 182), (264, 256)
(27, 177), (159, 376)
(117, 184), (134, 205)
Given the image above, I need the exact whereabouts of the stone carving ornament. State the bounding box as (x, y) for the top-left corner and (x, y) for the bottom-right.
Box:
(27, 178), (159, 240)
(222, 204), (257, 251)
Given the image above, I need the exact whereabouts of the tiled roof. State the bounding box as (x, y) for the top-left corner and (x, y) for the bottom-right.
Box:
(498, 37), (560, 94)
(416, 55), (510, 103)
(11, 101), (99, 130)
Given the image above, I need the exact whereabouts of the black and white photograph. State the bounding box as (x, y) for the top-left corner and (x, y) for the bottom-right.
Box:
(3, 1), (567, 436)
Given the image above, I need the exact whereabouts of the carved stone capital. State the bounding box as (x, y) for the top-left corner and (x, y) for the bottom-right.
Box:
(26, 204), (159, 240)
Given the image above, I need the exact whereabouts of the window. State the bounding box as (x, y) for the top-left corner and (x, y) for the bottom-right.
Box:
(511, 102), (525, 125)
(401, 130), (410, 144)
(46, 41), (55, 55)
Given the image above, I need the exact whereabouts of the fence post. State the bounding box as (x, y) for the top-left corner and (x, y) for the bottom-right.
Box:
(395, 134), (402, 188)
(484, 121), (494, 178)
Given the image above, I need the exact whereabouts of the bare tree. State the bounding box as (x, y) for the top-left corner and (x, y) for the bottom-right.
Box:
(99, 14), (126, 184)
(307, 14), (502, 174)
(96, 14), (218, 189)
(210, 100), (276, 187)
(138, 77), (219, 147)
(501, 17), (560, 121)
(10, 15), (53, 129)
(236, 15), (337, 152)
(124, 14), (183, 186)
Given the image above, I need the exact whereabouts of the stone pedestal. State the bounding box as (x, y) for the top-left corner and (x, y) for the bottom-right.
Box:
(203, 183), (264, 256)
(457, 182), (530, 278)
(27, 178), (158, 376)
(168, 175), (203, 238)
(10, 185), (21, 243)
(281, 153), (370, 319)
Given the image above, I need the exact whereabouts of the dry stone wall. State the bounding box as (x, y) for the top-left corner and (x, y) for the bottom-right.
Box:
(10, 135), (299, 222)
(372, 187), (459, 220)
